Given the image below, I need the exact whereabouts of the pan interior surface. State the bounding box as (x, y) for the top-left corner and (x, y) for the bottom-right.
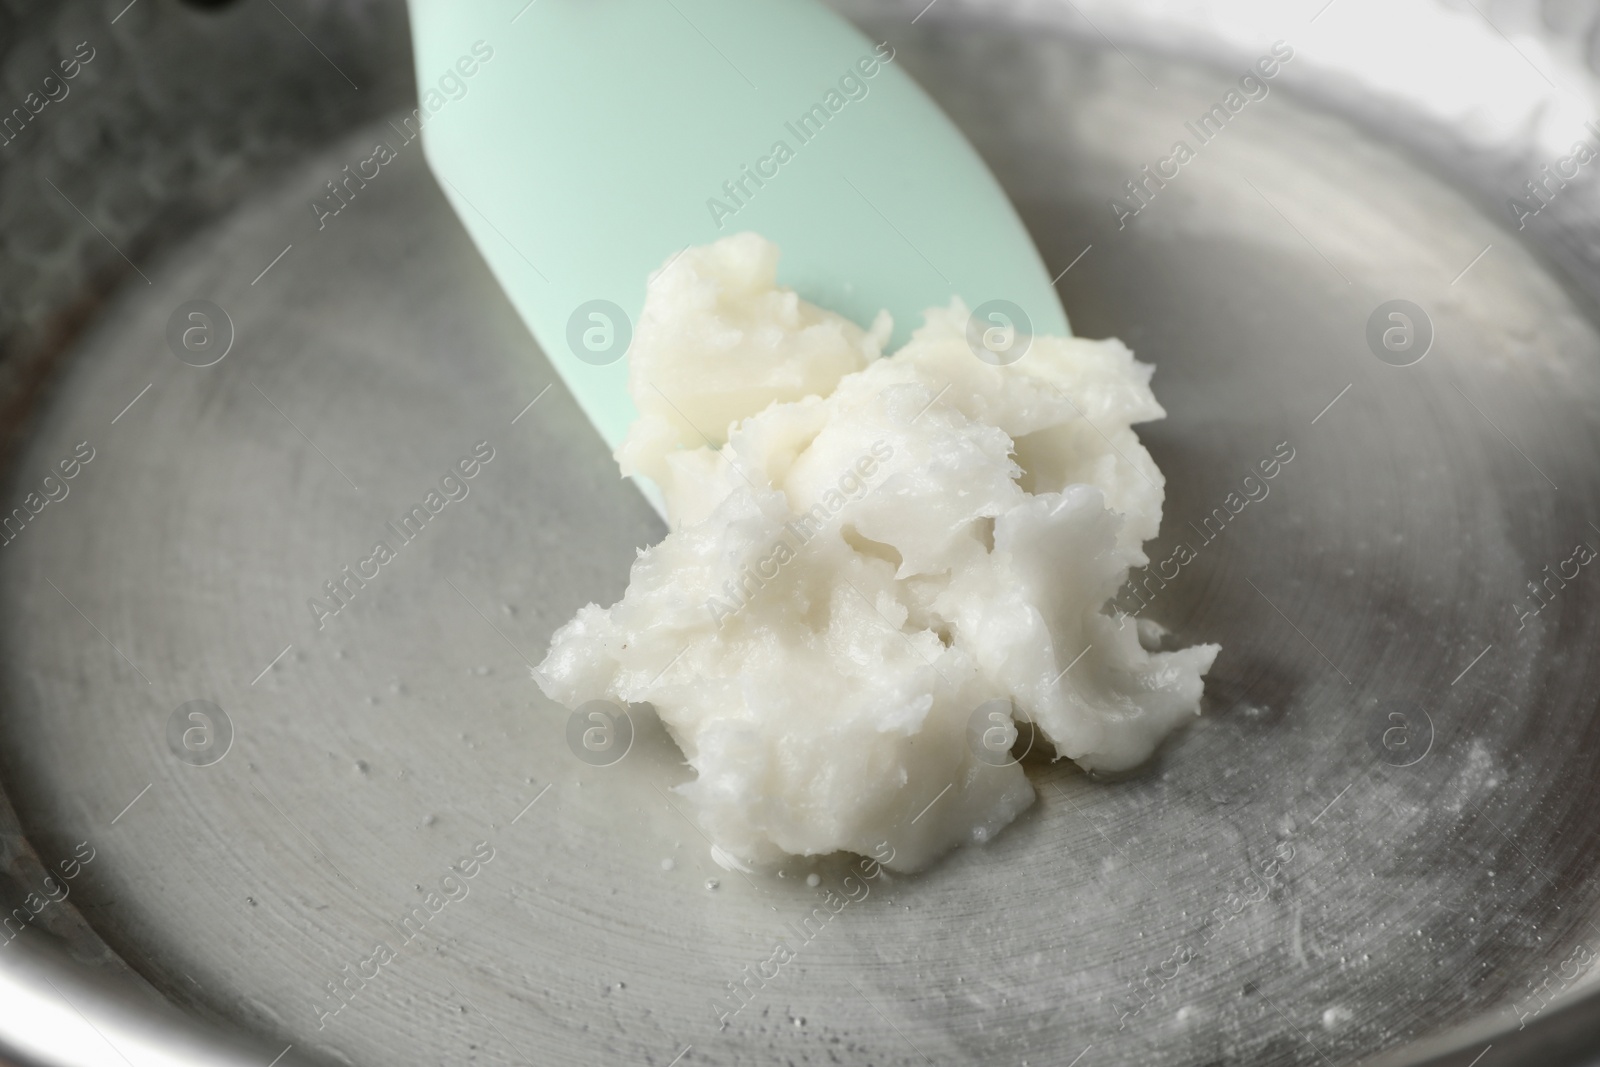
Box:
(2, 16), (1599, 1067)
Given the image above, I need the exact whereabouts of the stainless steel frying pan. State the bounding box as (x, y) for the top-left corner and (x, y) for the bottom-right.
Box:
(2, 1), (1599, 1064)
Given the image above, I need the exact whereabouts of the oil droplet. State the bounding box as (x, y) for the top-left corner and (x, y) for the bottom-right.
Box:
(806, 873), (820, 887)
(661, 858), (675, 871)
(705, 879), (720, 890)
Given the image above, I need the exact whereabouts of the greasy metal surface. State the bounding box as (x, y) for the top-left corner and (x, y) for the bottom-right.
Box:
(2, 5), (1600, 1067)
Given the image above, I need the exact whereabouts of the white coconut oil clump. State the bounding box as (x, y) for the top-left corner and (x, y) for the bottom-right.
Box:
(534, 233), (1218, 873)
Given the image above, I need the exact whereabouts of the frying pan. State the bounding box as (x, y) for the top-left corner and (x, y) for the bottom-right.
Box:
(2, 1), (1599, 1064)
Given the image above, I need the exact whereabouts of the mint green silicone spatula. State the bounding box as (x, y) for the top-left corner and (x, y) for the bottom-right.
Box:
(406, 0), (1067, 502)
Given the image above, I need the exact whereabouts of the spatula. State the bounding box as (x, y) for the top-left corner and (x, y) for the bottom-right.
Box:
(405, 0), (1067, 512)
